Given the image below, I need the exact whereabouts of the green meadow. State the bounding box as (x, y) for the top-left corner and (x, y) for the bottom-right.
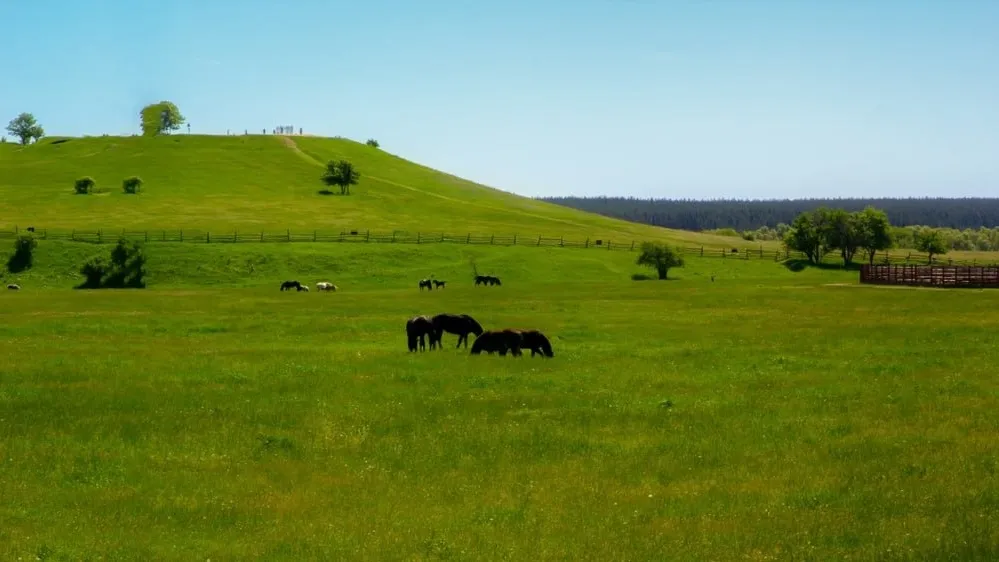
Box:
(1, 136), (997, 560)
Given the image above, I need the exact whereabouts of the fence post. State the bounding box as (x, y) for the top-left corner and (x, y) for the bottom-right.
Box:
(72, 229), (76, 242)
(313, 230), (317, 242)
(260, 231), (264, 242)
(392, 231), (397, 243)
(537, 235), (542, 246)
(513, 235), (517, 245)
(366, 230), (370, 242)
(561, 236), (564, 247)
(586, 238), (589, 248)
(441, 232), (445, 242)
(180, 230), (183, 242)
(607, 240), (611, 250)
(97, 229), (102, 244)
(287, 229), (291, 242)
(417, 232), (421, 244)
(466, 233), (470, 244)
(339, 231), (344, 242)
(145, 231), (149, 243)
(630, 241), (635, 251)
(207, 231), (210, 243)
(491, 235), (494, 245)
(700, 247), (704, 257)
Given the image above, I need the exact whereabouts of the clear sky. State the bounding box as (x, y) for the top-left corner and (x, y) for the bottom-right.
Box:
(3, 0), (998, 199)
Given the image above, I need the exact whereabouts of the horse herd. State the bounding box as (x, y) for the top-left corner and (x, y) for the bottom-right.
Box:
(406, 313), (554, 358)
(279, 275), (503, 294)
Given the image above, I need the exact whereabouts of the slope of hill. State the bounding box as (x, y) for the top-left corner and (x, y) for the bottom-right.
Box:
(0, 135), (750, 248)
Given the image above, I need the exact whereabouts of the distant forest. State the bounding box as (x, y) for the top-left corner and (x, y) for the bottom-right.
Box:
(539, 197), (999, 231)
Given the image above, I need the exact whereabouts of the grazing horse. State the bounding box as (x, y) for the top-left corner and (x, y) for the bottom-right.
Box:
(6, 284), (20, 291)
(299, 285), (309, 292)
(406, 315), (436, 352)
(475, 275), (501, 286)
(431, 313), (484, 349)
(419, 279), (434, 291)
(316, 282), (337, 292)
(514, 330), (555, 357)
(470, 329), (523, 356)
(281, 280), (303, 291)
(433, 280), (447, 289)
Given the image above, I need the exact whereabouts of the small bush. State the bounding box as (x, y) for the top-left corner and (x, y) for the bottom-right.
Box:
(366, 139), (380, 148)
(74, 176), (95, 194)
(76, 238), (147, 289)
(122, 176), (143, 194)
(7, 234), (37, 273)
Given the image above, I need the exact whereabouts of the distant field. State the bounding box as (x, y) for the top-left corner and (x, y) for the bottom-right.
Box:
(1, 249), (996, 560)
(0, 135), (747, 249)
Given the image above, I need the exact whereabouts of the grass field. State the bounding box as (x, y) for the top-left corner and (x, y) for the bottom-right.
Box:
(0, 135), (751, 249)
(2, 242), (998, 560)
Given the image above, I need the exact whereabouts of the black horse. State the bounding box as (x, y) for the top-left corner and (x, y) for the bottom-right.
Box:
(433, 280), (447, 289)
(419, 279), (434, 291)
(406, 315), (436, 352)
(470, 329), (523, 356)
(515, 330), (555, 357)
(474, 275), (502, 286)
(280, 280), (307, 292)
(431, 313), (484, 349)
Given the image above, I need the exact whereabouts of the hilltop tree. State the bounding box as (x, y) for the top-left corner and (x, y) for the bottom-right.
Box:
(6, 113), (45, 145)
(140, 101), (185, 136)
(366, 139), (380, 148)
(856, 206), (893, 264)
(915, 228), (948, 263)
(636, 242), (685, 280)
(321, 159), (360, 195)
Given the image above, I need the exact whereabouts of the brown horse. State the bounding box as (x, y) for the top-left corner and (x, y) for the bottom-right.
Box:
(430, 313), (483, 349)
(406, 316), (436, 352)
(469, 329), (523, 356)
(514, 330), (555, 357)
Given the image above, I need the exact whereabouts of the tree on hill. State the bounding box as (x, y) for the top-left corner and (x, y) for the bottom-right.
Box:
(822, 209), (863, 266)
(140, 101), (185, 136)
(856, 206), (893, 264)
(6, 113), (45, 145)
(915, 229), (948, 263)
(366, 139), (380, 148)
(636, 242), (685, 280)
(321, 159), (360, 195)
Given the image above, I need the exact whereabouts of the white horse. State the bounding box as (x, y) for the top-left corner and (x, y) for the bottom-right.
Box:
(7, 284), (20, 291)
(300, 285), (309, 292)
(316, 282), (337, 292)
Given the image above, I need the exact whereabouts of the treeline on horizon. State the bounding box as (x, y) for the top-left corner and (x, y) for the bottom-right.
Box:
(539, 197), (999, 231)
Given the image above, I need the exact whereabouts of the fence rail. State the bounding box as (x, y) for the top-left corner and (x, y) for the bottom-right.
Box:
(861, 264), (999, 288)
(2, 226), (998, 266)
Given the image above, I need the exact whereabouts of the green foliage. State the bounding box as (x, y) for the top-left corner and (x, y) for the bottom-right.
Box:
(122, 176), (143, 194)
(705, 227), (740, 238)
(366, 139), (380, 148)
(635, 241), (685, 279)
(140, 101), (185, 136)
(6, 234), (37, 273)
(77, 238), (147, 289)
(6, 112), (44, 145)
(822, 208), (863, 266)
(784, 209), (830, 264)
(855, 206), (893, 264)
(74, 176), (96, 194)
(915, 229), (949, 262)
(320, 159), (361, 195)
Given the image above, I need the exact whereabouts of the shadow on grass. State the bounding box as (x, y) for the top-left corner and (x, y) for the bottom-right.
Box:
(317, 189), (342, 196)
(631, 273), (678, 281)
(783, 259), (863, 273)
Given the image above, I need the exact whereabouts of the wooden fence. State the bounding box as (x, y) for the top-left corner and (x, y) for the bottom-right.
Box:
(860, 264), (999, 288)
(2, 226), (998, 266)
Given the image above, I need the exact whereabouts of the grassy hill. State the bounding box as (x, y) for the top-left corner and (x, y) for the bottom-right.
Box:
(0, 134), (750, 249)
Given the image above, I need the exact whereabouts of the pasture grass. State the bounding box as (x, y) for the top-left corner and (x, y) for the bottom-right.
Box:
(0, 135), (746, 249)
(1, 245), (997, 560)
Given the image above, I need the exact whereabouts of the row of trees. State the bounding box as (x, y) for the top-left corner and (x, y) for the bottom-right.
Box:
(543, 196), (999, 231)
(783, 206), (950, 265)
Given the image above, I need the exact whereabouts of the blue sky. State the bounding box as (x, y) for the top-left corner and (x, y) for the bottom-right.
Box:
(3, 0), (998, 199)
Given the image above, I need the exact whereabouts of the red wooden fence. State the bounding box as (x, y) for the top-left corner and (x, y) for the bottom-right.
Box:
(860, 265), (999, 288)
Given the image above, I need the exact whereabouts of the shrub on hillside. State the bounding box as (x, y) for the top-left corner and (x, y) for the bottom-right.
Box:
(7, 234), (37, 273)
(76, 238), (147, 289)
(74, 176), (96, 194)
(122, 176), (143, 194)
(366, 139), (380, 148)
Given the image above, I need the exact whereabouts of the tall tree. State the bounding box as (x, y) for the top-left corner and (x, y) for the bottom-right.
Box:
(915, 229), (948, 263)
(823, 209), (863, 266)
(140, 102), (185, 136)
(856, 206), (893, 264)
(6, 113), (45, 145)
(784, 209), (831, 264)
